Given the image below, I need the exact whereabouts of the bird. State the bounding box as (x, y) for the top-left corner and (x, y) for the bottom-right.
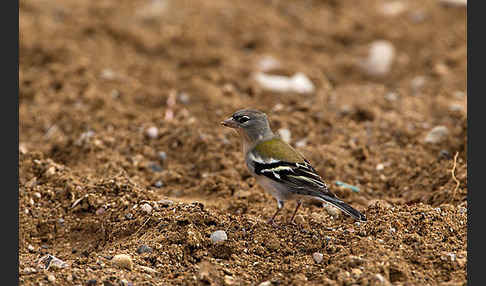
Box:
(221, 108), (367, 225)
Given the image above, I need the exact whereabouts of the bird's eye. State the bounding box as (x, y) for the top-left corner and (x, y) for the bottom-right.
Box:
(237, 115), (250, 123)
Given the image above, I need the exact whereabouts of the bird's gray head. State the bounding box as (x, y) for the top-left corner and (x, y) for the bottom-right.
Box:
(221, 109), (274, 143)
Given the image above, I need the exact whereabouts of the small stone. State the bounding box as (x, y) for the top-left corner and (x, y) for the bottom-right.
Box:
(411, 76), (426, 95)
(409, 10), (427, 23)
(95, 208), (105, 215)
(449, 103), (463, 112)
(324, 203), (341, 217)
(258, 281), (271, 286)
(149, 163), (163, 172)
(24, 267), (37, 275)
(384, 92), (398, 102)
(313, 252), (324, 263)
(178, 93), (190, 104)
(224, 275), (235, 285)
(86, 279), (97, 286)
(158, 151), (167, 161)
(258, 55), (280, 72)
(154, 181), (164, 188)
(112, 254), (133, 270)
(140, 203), (152, 214)
(136, 245), (153, 254)
(139, 265), (157, 274)
(376, 163), (385, 171)
(210, 230), (228, 243)
(360, 40), (395, 77)
(439, 0), (467, 7)
(45, 166), (56, 177)
(425, 126), (449, 144)
(145, 126), (159, 139)
(28, 244), (35, 252)
(278, 128), (291, 143)
(381, 1), (407, 16)
(47, 274), (56, 283)
(351, 268), (362, 278)
(19, 143), (28, 154)
(100, 69), (116, 80)
(125, 213), (133, 220)
(33, 192), (41, 199)
(296, 139), (307, 148)
(158, 199), (173, 206)
(347, 255), (365, 267)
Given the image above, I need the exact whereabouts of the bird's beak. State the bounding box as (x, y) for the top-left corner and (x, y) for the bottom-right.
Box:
(221, 117), (238, 128)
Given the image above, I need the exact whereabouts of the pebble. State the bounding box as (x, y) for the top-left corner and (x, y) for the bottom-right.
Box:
(158, 151), (167, 161)
(178, 93), (190, 104)
(258, 282), (272, 286)
(439, 0), (467, 7)
(23, 267), (37, 274)
(100, 69), (116, 80)
(424, 126), (449, 144)
(296, 139), (307, 148)
(381, 1), (407, 16)
(145, 126), (159, 139)
(411, 76), (426, 95)
(28, 244), (35, 252)
(86, 279), (97, 286)
(384, 92), (398, 102)
(112, 254), (133, 270)
(139, 265), (157, 274)
(154, 181), (164, 188)
(137, 244), (153, 254)
(312, 252), (324, 264)
(158, 199), (173, 206)
(96, 208), (105, 215)
(360, 40), (395, 77)
(324, 203), (341, 217)
(449, 103), (463, 112)
(254, 72), (315, 94)
(149, 163), (163, 172)
(258, 55), (280, 72)
(47, 274), (56, 283)
(125, 213), (133, 220)
(33, 192), (42, 199)
(278, 128), (291, 143)
(376, 163), (385, 171)
(140, 203), (153, 214)
(210, 230), (228, 243)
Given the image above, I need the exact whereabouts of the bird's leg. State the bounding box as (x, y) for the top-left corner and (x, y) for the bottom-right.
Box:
(267, 200), (284, 227)
(290, 200), (302, 224)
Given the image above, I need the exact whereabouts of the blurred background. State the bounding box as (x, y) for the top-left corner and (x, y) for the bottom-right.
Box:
(19, 0), (467, 284)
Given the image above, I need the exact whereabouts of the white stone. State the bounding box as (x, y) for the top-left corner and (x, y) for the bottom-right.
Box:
(424, 126), (449, 144)
(312, 252), (324, 263)
(360, 40), (395, 77)
(145, 126), (159, 139)
(381, 1), (407, 16)
(210, 230), (228, 243)
(112, 254), (133, 270)
(140, 203), (153, 214)
(254, 72), (315, 94)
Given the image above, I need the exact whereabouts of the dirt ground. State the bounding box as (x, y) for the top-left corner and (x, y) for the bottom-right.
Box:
(19, 0), (467, 285)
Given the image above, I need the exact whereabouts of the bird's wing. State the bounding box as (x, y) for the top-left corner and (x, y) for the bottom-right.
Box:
(248, 139), (335, 198)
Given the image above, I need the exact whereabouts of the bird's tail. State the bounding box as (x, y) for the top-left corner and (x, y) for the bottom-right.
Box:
(316, 194), (367, 221)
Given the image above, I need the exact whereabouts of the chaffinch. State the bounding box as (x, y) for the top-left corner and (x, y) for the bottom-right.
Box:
(222, 109), (367, 225)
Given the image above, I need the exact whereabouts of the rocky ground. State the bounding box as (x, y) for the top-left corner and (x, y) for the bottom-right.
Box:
(19, 0), (467, 285)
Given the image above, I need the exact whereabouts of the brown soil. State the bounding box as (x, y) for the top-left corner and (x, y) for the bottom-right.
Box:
(19, 0), (467, 285)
